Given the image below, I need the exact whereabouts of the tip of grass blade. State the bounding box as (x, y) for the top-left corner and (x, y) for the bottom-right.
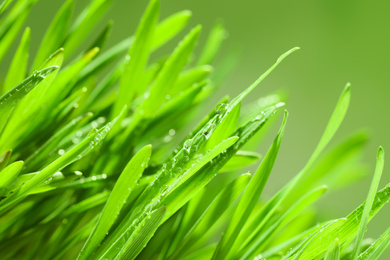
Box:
(276, 47), (300, 62)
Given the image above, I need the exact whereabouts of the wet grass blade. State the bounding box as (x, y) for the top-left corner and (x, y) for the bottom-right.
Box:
(212, 111), (288, 259)
(78, 145), (152, 260)
(325, 238), (340, 260)
(0, 161), (23, 190)
(358, 226), (390, 260)
(351, 147), (385, 259)
(112, 0), (159, 117)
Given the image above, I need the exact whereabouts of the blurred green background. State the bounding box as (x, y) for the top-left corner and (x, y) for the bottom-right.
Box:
(7, 0), (390, 254)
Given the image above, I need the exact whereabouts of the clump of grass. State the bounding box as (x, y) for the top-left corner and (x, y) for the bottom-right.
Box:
(0, 0), (388, 259)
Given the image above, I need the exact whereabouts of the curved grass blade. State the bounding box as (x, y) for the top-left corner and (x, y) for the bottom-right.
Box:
(152, 10), (191, 51)
(112, 0), (159, 118)
(78, 145), (152, 260)
(358, 226), (390, 260)
(351, 147), (385, 259)
(0, 119), (114, 212)
(212, 111), (288, 260)
(114, 206), (166, 260)
(325, 238), (340, 260)
(0, 161), (23, 190)
(197, 21), (226, 65)
(31, 0), (73, 71)
(220, 150), (261, 172)
(3, 27), (30, 93)
(0, 66), (58, 137)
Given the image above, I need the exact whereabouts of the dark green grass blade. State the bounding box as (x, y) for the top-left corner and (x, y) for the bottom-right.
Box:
(351, 147), (385, 259)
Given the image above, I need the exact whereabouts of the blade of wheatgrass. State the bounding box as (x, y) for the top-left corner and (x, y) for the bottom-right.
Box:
(197, 21), (227, 65)
(0, 119), (115, 212)
(0, 66), (59, 139)
(0, 150), (12, 171)
(351, 147), (385, 259)
(325, 238), (340, 260)
(0, 161), (23, 190)
(220, 150), (261, 172)
(114, 206), (166, 260)
(212, 110), (288, 260)
(77, 145), (152, 260)
(234, 84), (351, 252)
(31, 0), (73, 71)
(112, 0), (159, 118)
(86, 20), (112, 52)
(170, 65), (213, 96)
(358, 225), (390, 260)
(152, 10), (191, 51)
(3, 27), (30, 93)
(0, 0), (13, 14)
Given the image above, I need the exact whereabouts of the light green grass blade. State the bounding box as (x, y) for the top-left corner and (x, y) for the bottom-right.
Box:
(325, 238), (340, 260)
(239, 186), (327, 259)
(0, 66), (58, 137)
(351, 147), (385, 259)
(114, 206), (166, 260)
(3, 27), (30, 93)
(0, 161), (23, 190)
(32, 0), (73, 71)
(170, 65), (213, 96)
(212, 111), (288, 260)
(0, 0), (13, 14)
(140, 25), (201, 118)
(358, 226), (390, 260)
(0, 119), (114, 211)
(294, 183), (390, 259)
(152, 10), (191, 50)
(112, 0), (159, 118)
(168, 173), (251, 259)
(63, 0), (109, 56)
(197, 21), (226, 65)
(220, 150), (261, 172)
(77, 145), (151, 260)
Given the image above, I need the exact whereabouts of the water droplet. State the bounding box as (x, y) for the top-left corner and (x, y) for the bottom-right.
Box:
(44, 177), (52, 184)
(165, 94), (171, 100)
(215, 103), (228, 114)
(169, 129), (176, 136)
(82, 87), (88, 92)
(92, 176), (97, 181)
(102, 174), (107, 179)
(91, 121), (98, 128)
(75, 171), (83, 176)
(58, 149), (65, 155)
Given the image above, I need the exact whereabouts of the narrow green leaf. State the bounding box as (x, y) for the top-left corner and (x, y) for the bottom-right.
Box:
(0, 150), (11, 171)
(152, 10), (191, 51)
(0, 0), (13, 14)
(0, 119), (114, 211)
(112, 0), (159, 118)
(358, 226), (390, 260)
(3, 27), (30, 93)
(220, 150), (261, 172)
(114, 206), (166, 260)
(86, 20), (113, 52)
(78, 145), (152, 260)
(197, 21), (227, 65)
(170, 65), (213, 96)
(351, 147), (385, 259)
(64, 0), (109, 56)
(32, 0), (73, 71)
(0, 66), (58, 137)
(140, 25), (201, 118)
(212, 110), (288, 260)
(0, 161), (23, 190)
(325, 238), (340, 260)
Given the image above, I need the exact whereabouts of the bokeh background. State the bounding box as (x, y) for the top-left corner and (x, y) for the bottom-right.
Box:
(6, 0), (390, 256)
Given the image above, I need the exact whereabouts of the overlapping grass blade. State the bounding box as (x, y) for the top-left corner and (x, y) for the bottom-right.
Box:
(78, 145), (151, 260)
(325, 238), (340, 260)
(351, 146), (385, 259)
(358, 226), (390, 259)
(212, 111), (288, 259)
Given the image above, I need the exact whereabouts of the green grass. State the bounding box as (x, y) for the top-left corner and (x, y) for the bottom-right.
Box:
(0, 0), (388, 259)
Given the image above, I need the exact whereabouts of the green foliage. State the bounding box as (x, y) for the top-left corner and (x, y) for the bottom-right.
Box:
(0, 0), (388, 259)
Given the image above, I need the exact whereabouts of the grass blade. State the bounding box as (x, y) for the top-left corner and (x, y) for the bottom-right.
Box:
(351, 146), (385, 259)
(3, 27), (30, 93)
(212, 110), (288, 259)
(0, 161), (23, 190)
(78, 145), (152, 260)
(358, 226), (390, 260)
(325, 238), (340, 260)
